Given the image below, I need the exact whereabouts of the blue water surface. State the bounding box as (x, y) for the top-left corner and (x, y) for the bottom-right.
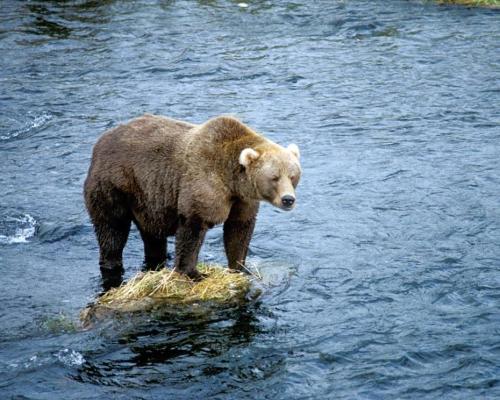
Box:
(0, 1), (499, 399)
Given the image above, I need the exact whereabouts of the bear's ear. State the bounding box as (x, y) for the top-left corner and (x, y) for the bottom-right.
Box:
(287, 143), (300, 159)
(239, 148), (260, 167)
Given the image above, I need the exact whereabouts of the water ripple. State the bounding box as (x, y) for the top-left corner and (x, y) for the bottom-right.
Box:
(0, 112), (53, 142)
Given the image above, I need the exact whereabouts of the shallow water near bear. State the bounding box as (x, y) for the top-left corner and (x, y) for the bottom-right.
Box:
(1, 1), (499, 399)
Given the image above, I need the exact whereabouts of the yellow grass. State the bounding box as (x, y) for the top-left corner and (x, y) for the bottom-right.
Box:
(97, 264), (251, 307)
(79, 264), (260, 327)
(436, 0), (500, 7)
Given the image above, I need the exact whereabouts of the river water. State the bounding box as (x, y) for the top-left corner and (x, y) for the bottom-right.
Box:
(1, 1), (499, 399)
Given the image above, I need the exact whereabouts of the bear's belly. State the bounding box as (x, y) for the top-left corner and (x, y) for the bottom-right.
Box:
(132, 207), (179, 237)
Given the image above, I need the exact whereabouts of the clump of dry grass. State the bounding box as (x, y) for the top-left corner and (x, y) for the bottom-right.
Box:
(79, 264), (261, 327)
(436, 0), (499, 7)
(98, 264), (251, 307)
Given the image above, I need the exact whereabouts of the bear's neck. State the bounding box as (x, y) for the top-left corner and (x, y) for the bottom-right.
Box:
(187, 116), (268, 200)
(217, 136), (266, 199)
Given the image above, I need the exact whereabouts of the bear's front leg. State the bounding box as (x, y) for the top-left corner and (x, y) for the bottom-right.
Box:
(174, 216), (207, 280)
(223, 200), (259, 272)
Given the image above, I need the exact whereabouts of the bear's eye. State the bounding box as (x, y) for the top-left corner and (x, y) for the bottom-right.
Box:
(272, 176), (280, 182)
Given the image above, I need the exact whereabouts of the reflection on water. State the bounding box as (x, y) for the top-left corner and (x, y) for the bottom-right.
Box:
(1, 0), (499, 398)
(76, 303), (263, 387)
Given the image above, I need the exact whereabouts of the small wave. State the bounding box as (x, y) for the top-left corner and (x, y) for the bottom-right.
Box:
(37, 223), (87, 243)
(6, 349), (85, 372)
(0, 113), (52, 141)
(0, 214), (37, 244)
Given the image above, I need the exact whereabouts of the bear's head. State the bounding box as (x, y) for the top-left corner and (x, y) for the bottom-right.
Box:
(239, 143), (301, 210)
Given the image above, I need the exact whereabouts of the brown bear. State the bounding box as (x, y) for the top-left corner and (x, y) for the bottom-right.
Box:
(84, 114), (301, 283)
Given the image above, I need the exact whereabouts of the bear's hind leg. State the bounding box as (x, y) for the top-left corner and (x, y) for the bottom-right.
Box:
(94, 218), (131, 287)
(140, 231), (167, 271)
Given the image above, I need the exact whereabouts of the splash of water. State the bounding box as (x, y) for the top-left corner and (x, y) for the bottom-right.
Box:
(55, 349), (86, 367)
(0, 214), (37, 244)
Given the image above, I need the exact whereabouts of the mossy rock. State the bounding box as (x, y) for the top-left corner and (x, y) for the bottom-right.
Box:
(81, 264), (257, 327)
(40, 313), (78, 333)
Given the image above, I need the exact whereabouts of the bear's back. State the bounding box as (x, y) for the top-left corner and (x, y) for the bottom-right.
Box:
(92, 114), (194, 163)
(98, 114), (193, 149)
(86, 114), (195, 196)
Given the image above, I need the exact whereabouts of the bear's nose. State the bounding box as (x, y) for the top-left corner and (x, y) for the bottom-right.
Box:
(281, 195), (295, 208)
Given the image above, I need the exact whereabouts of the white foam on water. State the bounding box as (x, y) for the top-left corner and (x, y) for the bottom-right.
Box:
(0, 214), (37, 244)
(6, 349), (85, 371)
(7, 354), (47, 371)
(55, 349), (86, 367)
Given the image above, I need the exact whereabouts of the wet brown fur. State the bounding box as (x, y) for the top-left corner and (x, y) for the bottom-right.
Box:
(84, 114), (287, 281)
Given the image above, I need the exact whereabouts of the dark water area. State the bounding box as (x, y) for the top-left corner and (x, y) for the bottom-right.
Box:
(1, 0), (499, 398)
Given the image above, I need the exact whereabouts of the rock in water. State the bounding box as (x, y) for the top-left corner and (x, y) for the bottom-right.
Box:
(81, 264), (255, 327)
